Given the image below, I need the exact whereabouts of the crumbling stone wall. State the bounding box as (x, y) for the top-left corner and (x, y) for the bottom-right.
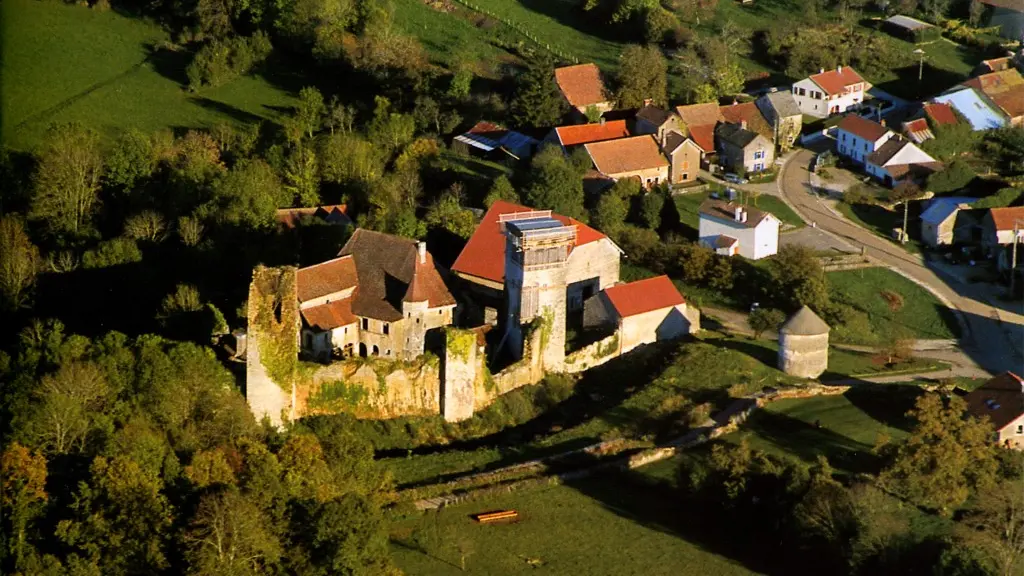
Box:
(441, 328), (479, 422)
(296, 356), (441, 419)
(564, 332), (620, 373)
(246, 266), (299, 427)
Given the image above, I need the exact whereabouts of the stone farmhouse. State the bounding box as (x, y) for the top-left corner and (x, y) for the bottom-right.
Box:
(584, 135), (670, 188)
(583, 275), (700, 354)
(296, 229), (456, 362)
(864, 136), (940, 186)
(698, 199), (780, 260)
(791, 66), (870, 118)
(635, 104), (686, 146)
(966, 371), (1024, 449)
(714, 121), (775, 174)
(554, 63), (613, 119)
(756, 90), (803, 150)
(663, 133), (702, 185)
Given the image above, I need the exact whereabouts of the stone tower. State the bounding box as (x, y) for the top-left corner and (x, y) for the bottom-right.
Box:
(777, 306), (830, 379)
(501, 210), (575, 371)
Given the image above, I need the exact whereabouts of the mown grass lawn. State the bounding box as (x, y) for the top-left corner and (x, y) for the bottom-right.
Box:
(827, 267), (960, 345)
(1, 0), (297, 149)
(673, 189), (805, 232)
(391, 0), (509, 69)
(389, 479), (760, 576)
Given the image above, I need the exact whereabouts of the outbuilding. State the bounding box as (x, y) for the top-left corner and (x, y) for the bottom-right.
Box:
(777, 306), (830, 379)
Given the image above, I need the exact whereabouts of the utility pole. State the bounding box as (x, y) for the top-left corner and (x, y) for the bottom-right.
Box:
(914, 49), (925, 98)
(1011, 219), (1024, 296)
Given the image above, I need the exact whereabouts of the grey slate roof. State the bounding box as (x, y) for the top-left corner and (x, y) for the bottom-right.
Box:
(780, 306), (830, 336)
(761, 91), (802, 119)
(636, 104), (674, 127)
(715, 122), (761, 148)
(866, 137), (910, 166)
(921, 197), (977, 225)
(663, 131), (693, 154)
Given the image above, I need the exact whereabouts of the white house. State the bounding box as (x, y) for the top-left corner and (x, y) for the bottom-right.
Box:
(835, 115), (893, 164)
(582, 275), (700, 354)
(792, 66), (870, 118)
(864, 136), (939, 186)
(698, 199), (779, 260)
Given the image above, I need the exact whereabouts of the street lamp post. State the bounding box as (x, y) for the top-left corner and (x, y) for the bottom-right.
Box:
(913, 48), (925, 97)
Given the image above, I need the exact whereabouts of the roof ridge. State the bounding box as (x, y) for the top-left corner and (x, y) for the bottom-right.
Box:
(299, 253), (354, 270)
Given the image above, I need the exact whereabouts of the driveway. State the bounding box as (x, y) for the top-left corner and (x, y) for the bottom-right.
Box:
(777, 149), (1024, 374)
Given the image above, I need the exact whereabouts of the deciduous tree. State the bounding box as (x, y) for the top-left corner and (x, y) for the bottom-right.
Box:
(525, 146), (586, 221)
(1, 442), (48, 568)
(616, 44), (668, 108)
(769, 245), (829, 312)
(748, 308), (785, 339)
(510, 57), (567, 129)
(0, 216), (40, 311)
(31, 123), (104, 237)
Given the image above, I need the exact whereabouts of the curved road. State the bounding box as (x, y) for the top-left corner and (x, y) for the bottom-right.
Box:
(777, 149), (1023, 374)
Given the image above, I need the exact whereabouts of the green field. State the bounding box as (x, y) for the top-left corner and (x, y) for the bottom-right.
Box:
(390, 479), (760, 575)
(0, 0), (297, 149)
(827, 267), (960, 345)
(391, 0), (508, 69)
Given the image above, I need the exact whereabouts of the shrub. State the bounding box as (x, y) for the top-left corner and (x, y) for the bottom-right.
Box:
(186, 32), (273, 91)
(879, 289), (904, 312)
(81, 237), (143, 269)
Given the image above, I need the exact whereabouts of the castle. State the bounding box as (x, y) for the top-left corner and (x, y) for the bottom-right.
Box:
(246, 203), (701, 426)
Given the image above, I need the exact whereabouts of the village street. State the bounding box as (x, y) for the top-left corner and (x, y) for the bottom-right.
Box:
(775, 149), (1024, 375)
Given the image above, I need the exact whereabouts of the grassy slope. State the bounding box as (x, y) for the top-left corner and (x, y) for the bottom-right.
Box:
(1, 0), (296, 149)
(390, 480), (760, 575)
(828, 267), (960, 344)
(391, 0), (508, 68)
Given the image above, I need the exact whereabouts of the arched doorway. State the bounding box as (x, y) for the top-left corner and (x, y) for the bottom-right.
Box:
(372, 345), (379, 356)
(359, 343), (367, 357)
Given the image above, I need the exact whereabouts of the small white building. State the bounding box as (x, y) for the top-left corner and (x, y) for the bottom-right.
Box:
(920, 197), (978, 247)
(792, 66), (870, 118)
(583, 275), (700, 354)
(698, 199), (780, 260)
(835, 115), (893, 164)
(864, 136), (939, 186)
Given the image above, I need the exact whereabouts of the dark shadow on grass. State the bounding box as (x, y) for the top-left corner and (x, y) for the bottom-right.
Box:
(742, 408), (883, 475)
(190, 97), (266, 125)
(843, 384), (921, 433)
(874, 63), (968, 102)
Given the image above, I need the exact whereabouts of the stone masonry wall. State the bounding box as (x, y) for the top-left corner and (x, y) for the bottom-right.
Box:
(441, 328), (478, 422)
(778, 332), (829, 378)
(296, 357), (441, 419)
(564, 332), (620, 373)
(246, 266), (299, 427)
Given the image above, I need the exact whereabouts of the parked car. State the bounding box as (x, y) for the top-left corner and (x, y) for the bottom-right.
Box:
(723, 173), (748, 185)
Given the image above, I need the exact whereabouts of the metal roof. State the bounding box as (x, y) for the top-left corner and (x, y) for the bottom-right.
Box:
(885, 14), (934, 30)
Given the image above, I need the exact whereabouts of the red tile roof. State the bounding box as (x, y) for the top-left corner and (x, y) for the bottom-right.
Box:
(837, 114), (890, 142)
(992, 88), (1024, 119)
(963, 69), (1024, 95)
(555, 120), (630, 147)
(966, 371), (1024, 431)
(296, 255), (358, 303)
(719, 102), (773, 139)
(451, 200), (607, 284)
(923, 102), (958, 126)
(585, 135), (669, 176)
(675, 103), (724, 127)
(810, 66), (867, 96)
(554, 63), (609, 108)
(989, 206), (1024, 232)
(687, 124), (716, 152)
(300, 298), (357, 331)
(603, 275), (685, 318)
(277, 205), (350, 229)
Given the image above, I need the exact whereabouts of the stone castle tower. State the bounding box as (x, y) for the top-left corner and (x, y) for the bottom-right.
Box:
(777, 305), (830, 379)
(501, 211), (576, 370)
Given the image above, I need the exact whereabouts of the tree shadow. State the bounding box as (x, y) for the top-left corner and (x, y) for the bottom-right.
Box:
(143, 43), (192, 87)
(514, 0), (632, 46)
(189, 97), (267, 125)
(843, 384), (921, 433)
(741, 408), (884, 475)
(874, 63), (968, 101)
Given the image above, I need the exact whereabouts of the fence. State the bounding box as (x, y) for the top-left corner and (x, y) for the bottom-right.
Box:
(449, 0), (580, 64)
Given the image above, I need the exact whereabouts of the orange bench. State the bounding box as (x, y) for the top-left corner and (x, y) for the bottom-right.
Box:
(474, 509), (519, 523)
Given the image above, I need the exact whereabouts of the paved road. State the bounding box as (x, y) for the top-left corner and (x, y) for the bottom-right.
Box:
(777, 149), (1024, 375)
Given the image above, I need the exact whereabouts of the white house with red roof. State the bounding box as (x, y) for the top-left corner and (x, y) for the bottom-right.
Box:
(583, 275), (700, 354)
(792, 66), (870, 118)
(451, 200), (622, 318)
(835, 114), (894, 164)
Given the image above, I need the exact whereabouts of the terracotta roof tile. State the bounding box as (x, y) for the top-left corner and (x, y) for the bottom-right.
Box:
(277, 205), (350, 229)
(719, 102), (773, 139)
(963, 69), (1024, 96)
(603, 275), (685, 318)
(554, 63), (609, 108)
(810, 67), (868, 96)
(989, 206), (1024, 232)
(923, 102), (958, 126)
(675, 103), (724, 127)
(451, 200), (607, 284)
(966, 371), (1024, 431)
(585, 135), (669, 176)
(902, 118), (934, 143)
(687, 124), (715, 152)
(555, 120), (630, 147)
(992, 87), (1024, 119)
(296, 255), (358, 303)
(837, 114), (890, 142)
(300, 298), (357, 331)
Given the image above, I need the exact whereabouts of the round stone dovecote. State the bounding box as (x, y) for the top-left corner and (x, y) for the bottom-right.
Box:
(777, 306), (830, 379)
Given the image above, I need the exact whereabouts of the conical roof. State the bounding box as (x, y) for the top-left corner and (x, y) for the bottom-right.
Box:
(780, 306), (830, 336)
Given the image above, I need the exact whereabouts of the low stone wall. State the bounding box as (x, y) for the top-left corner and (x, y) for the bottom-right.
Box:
(296, 357), (441, 419)
(563, 333), (620, 374)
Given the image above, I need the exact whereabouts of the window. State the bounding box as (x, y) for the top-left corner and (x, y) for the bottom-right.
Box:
(682, 161), (689, 170)
(361, 318), (368, 330)
(1017, 425), (1023, 435)
(754, 151), (763, 160)
(303, 333), (312, 349)
(383, 323), (389, 335)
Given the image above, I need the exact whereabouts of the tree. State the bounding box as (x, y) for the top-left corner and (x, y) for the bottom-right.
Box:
(123, 211), (168, 242)
(185, 490), (281, 576)
(592, 191), (629, 236)
(1, 442), (48, 568)
(525, 146), (586, 221)
(207, 158), (290, 228)
(510, 57), (567, 129)
(640, 192), (664, 229)
(616, 44), (668, 108)
(368, 96), (415, 154)
(23, 361), (109, 454)
(284, 145), (321, 207)
(969, 0), (987, 27)
(104, 129), (154, 191)
(324, 96), (355, 135)
(748, 308), (785, 339)
(293, 86), (326, 141)
(301, 493), (391, 574)
(680, 242), (713, 283)
(31, 123), (104, 237)
(0, 216), (40, 311)
(921, 0), (952, 22)
(425, 192), (476, 239)
(956, 473), (1024, 576)
(769, 245), (829, 312)
(484, 175), (519, 208)
(879, 393), (1000, 514)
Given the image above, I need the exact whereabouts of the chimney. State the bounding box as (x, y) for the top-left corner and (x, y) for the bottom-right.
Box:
(741, 211), (748, 223)
(837, 65), (843, 73)
(740, 119), (748, 131)
(417, 241), (426, 264)
(819, 68), (825, 74)
(643, 98), (653, 107)
(599, 116), (606, 126)
(880, 119), (886, 127)
(734, 207), (744, 222)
